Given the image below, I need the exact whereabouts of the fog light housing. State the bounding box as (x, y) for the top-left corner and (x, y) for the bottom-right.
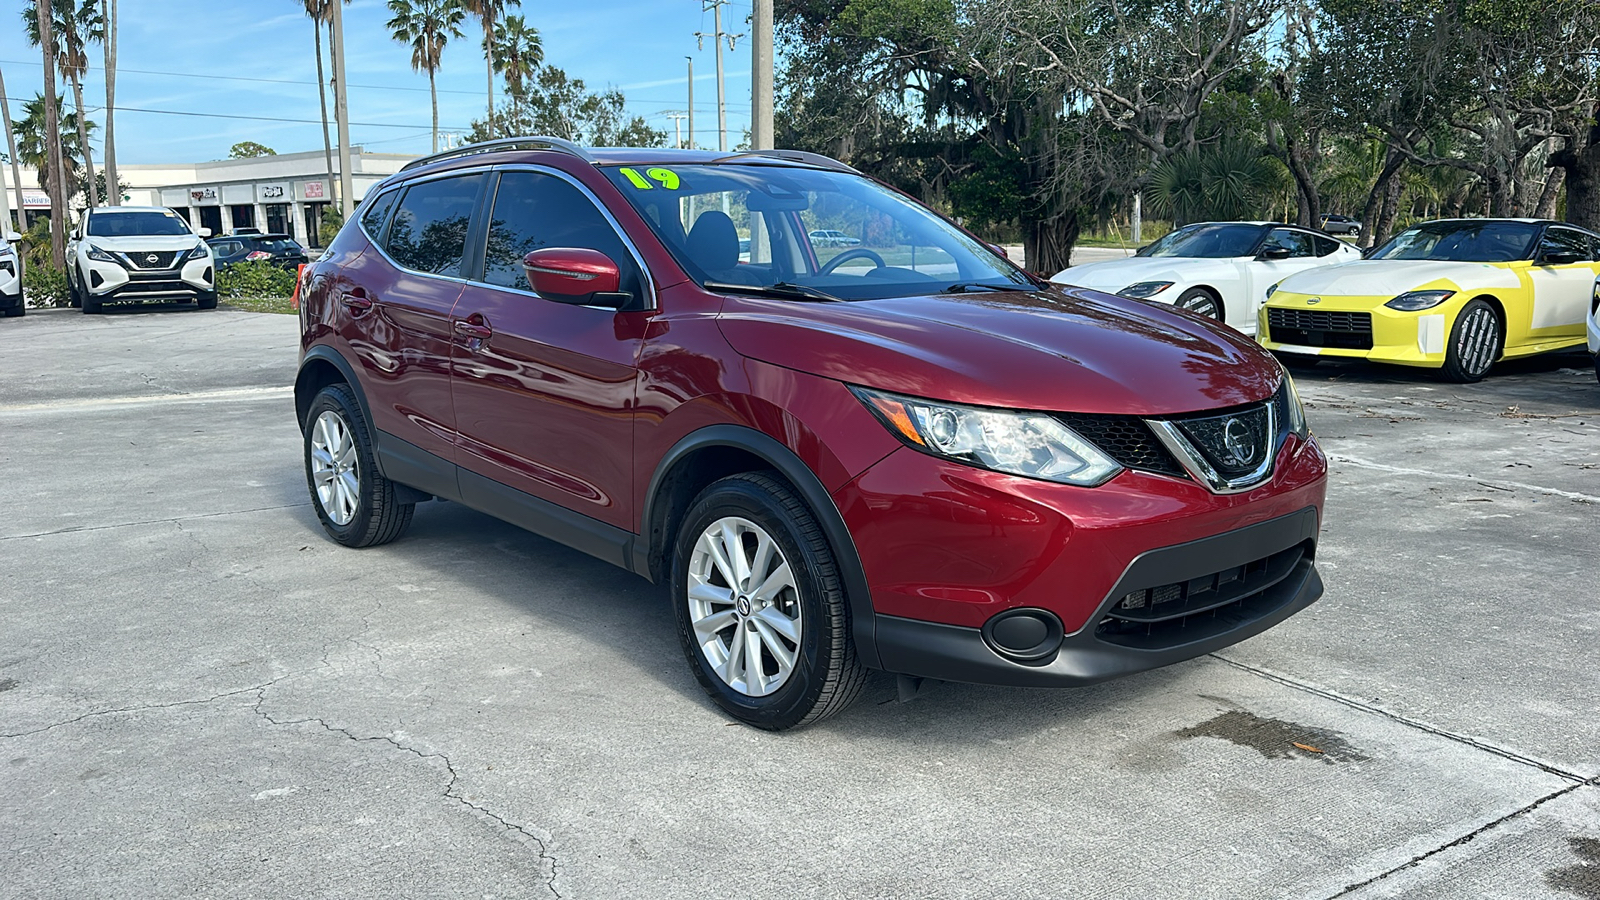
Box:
(982, 608), (1065, 663)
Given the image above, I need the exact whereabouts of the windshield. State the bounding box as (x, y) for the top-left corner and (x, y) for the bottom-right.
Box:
(1136, 223), (1267, 258)
(602, 164), (1032, 301)
(87, 210), (194, 238)
(1369, 221), (1539, 262)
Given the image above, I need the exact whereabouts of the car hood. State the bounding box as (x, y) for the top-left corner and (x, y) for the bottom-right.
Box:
(84, 235), (206, 252)
(1051, 256), (1237, 292)
(717, 286), (1280, 416)
(1275, 259), (1521, 296)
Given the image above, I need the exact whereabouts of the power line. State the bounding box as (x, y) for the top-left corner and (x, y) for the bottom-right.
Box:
(0, 57), (486, 97)
(2, 96), (469, 131)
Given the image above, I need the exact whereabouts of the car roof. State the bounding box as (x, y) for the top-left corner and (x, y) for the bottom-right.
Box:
(390, 138), (860, 186)
(89, 205), (173, 214)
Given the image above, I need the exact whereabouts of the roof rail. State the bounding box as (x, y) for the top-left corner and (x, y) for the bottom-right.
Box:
(713, 149), (860, 174)
(400, 135), (597, 172)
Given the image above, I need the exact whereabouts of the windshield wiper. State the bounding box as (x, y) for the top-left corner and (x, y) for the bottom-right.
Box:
(941, 282), (1034, 294)
(704, 281), (841, 302)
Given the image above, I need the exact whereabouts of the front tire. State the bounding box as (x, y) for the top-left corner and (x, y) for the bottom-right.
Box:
(2, 293), (22, 318)
(1174, 287), (1223, 321)
(672, 472), (867, 730)
(196, 291), (218, 310)
(1441, 298), (1501, 383)
(303, 384), (414, 547)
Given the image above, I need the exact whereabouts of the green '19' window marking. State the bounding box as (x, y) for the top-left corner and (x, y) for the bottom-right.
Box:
(645, 168), (681, 190)
(619, 167), (653, 189)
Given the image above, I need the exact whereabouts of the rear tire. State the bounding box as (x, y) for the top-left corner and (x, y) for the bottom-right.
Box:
(1440, 298), (1501, 383)
(672, 472), (867, 730)
(303, 383), (414, 547)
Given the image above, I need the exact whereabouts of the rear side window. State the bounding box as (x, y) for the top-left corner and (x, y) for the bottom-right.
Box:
(1264, 229), (1315, 258)
(359, 189), (398, 242)
(385, 175), (482, 277)
(213, 241), (243, 257)
(480, 171), (642, 296)
(1314, 235), (1339, 257)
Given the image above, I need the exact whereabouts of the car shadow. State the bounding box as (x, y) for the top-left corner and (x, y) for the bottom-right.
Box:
(1282, 347), (1594, 388)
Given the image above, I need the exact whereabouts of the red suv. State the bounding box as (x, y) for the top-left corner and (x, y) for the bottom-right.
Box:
(295, 138), (1328, 730)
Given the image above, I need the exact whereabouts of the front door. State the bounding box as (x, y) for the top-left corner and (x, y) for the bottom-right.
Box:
(449, 168), (648, 532)
(1525, 226), (1597, 340)
(337, 172), (486, 482)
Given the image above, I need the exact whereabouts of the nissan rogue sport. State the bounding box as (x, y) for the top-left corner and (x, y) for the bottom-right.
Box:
(295, 138), (1329, 730)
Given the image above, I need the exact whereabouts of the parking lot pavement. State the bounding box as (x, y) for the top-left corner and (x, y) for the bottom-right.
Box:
(3, 308), (1597, 898)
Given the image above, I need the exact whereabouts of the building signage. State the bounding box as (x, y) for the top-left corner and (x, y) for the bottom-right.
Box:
(301, 181), (327, 201)
(259, 184), (288, 201)
(189, 186), (220, 206)
(21, 190), (50, 209)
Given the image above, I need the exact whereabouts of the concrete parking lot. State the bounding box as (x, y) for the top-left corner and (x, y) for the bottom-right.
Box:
(2, 305), (1597, 899)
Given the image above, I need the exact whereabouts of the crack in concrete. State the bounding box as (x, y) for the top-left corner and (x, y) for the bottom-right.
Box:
(0, 671), (311, 739)
(0, 503), (312, 542)
(250, 686), (561, 898)
(1324, 776), (1599, 898)
(1211, 654), (1593, 784)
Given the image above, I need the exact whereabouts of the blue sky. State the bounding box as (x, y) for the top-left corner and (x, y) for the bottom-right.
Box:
(1, 0), (756, 163)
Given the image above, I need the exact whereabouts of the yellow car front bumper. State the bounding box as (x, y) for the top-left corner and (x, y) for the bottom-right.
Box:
(1257, 292), (1458, 369)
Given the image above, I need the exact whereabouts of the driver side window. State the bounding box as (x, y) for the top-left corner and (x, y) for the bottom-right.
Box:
(1539, 227), (1594, 263)
(479, 171), (643, 298)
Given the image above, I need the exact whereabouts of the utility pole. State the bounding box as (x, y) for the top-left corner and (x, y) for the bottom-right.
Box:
(696, 1), (742, 153)
(330, 0), (355, 223)
(102, 0), (119, 205)
(0, 64), (27, 233)
(685, 57), (695, 150)
(751, 0), (773, 150)
(664, 112), (689, 149)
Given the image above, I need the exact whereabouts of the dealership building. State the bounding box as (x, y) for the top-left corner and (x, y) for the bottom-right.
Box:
(1, 147), (415, 248)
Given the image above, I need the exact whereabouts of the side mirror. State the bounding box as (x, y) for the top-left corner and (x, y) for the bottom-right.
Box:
(1259, 245), (1293, 261)
(523, 247), (630, 308)
(198, 227), (213, 238)
(1540, 249), (1585, 266)
(2, 230), (20, 243)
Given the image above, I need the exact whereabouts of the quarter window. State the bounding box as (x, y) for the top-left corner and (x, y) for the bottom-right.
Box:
(480, 171), (642, 296)
(385, 175), (483, 277)
(1313, 235), (1340, 257)
(359, 189), (398, 241)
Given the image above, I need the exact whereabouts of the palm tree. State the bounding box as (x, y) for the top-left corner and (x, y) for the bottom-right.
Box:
(491, 14), (541, 133)
(27, 0), (103, 209)
(0, 63), (27, 233)
(15, 95), (94, 205)
(99, 0), (117, 205)
(461, 0), (518, 140)
(302, 0), (339, 206)
(24, 0), (66, 266)
(387, 0), (466, 154)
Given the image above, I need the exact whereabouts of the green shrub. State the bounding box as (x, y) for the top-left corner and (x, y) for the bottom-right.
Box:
(22, 265), (69, 308)
(319, 207), (345, 248)
(217, 260), (297, 299)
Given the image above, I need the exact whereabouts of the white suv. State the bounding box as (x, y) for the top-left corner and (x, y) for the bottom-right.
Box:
(1, 226), (22, 318)
(67, 206), (217, 313)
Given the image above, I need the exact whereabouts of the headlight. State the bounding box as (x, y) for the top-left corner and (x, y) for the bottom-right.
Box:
(184, 244), (211, 262)
(1265, 282), (1279, 301)
(1277, 364), (1308, 437)
(1385, 289), (1454, 311)
(851, 387), (1122, 486)
(1117, 281), (1174, 299)
(86, 243), (118, 263)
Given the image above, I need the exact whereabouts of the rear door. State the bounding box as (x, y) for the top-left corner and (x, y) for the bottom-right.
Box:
(449, 167), (650, 533)
(335, 172), (486, 483)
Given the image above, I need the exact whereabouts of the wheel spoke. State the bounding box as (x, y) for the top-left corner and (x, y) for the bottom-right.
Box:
(749, 532), (776, 586)
(753, 605), (800, 644)
(702, 529), (739, 589)
(693, 609), (738, 644)
(751, 617), (796, 680)
(723, 521), (751, 588)
(721, 623), (746, 685)
(750, 562), (793, 604)
(688, 578), (734, 608)
(743, 625), (766, 694)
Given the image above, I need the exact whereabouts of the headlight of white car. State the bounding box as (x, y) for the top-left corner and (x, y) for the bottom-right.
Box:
(85, 243), (119, 263)
(1265, 282), (1280, 301)
(1117, 281), (1174, 299)
(851, 387), (1123, 486)
(183, 244), (211, 262)
(1384, 289), (1455, 311)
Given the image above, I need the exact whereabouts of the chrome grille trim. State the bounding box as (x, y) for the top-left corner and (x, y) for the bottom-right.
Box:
(1145, 401), (1277, 494)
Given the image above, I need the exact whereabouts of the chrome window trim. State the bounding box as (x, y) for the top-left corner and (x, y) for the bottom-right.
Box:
(1144, 401), (1277, 495)
(471, 163), (659, 313)
(365, 166), (493, 288)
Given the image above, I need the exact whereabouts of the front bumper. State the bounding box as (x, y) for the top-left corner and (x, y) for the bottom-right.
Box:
(1258, 291), (1452, 368)
(83, 257), (214, 302)
(1587, 307), (1598, 357)
(833, 430), (1327, 686)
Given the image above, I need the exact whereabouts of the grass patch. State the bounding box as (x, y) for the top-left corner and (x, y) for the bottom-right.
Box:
(221, 295), (296, 315)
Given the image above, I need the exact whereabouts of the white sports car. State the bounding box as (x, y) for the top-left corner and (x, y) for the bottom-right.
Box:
(66, 205), (217, 314)
(1, 226), (22, 318)
(1051, 222), (1361, 334)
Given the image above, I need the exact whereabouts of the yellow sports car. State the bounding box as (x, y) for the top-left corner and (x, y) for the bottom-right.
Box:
(1258, 218), (1599, 382)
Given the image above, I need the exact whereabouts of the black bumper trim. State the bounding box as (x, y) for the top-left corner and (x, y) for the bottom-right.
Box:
(873, 507), (1323, 687)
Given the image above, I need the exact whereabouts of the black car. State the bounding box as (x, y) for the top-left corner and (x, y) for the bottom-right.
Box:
(207, 233), (309, 270)
(1319, 213), (1361, 236)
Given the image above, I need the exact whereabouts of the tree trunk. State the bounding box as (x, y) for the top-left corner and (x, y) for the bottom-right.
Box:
(430, 73), (440, 153)
(485, 17), (496, 140)
(1359, 146), (1404, 247)
(71, 77), (98, 209)
(102, 0), (118, 204)
(1024, 211), (1080, 276)
(1534, 168), (1564, 220)
(314, 19), (334, 201)
(0, 65), (27, 235)
(37, 2), (65, 268)
(1374, 165), (1404, 247)
(1552, 104), (1600, 231)
(1282, 130), (1320, 227)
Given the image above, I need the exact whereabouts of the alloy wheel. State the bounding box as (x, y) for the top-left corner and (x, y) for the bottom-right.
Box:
(1456, 305), (1499, 378)
(310, 409), (360, 526)
(686, 516), (804, 697)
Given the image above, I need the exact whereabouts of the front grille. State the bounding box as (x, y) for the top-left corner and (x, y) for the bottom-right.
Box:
(1096, 542), (1310, 648)
(1055, 413), (1186, 478)
(120, 250), (181, 270)
(1268, 308), (1373, 350)
(1171, 403), (1273, 479)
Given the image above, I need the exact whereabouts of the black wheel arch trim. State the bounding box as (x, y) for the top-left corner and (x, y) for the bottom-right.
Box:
(638, 424), (882, 669)
(296, 345), (375, 435)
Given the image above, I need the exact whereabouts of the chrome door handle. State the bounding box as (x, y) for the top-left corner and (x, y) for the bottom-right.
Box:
(454, 319), (493, 339)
